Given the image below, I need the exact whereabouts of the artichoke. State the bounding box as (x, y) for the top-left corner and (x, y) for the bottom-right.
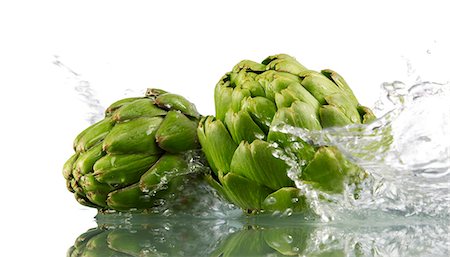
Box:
(198, 54), (376, 214)
(63, 88), (202, 211)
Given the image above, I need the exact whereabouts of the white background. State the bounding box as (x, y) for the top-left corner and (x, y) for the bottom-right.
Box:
(0, 1), (449, 256)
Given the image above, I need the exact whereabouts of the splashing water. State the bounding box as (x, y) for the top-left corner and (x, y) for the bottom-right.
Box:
(277, 81), (450, 221)
(53, 56), (105, 124)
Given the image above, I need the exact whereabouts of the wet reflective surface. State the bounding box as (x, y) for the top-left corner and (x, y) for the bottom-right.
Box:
(68, 212), (449, 257)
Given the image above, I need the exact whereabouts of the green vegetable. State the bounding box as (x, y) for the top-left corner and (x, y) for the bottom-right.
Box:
(63, 88), (202, 211)
(198, 54), (375, 213)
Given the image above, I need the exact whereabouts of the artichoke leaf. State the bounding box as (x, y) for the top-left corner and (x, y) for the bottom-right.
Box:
(75, 117), (115, 152)
(319, 105), (353, 128)
(197, 116), (238, 175)
(112, 98), (167, 121)
(299, 70), (340, 105)
(225, 110), (266, 144)
(93, 154), (159, 187)
(301, 147), (347, 193)
(155, 93), (199, 118)
(230, 140), (293, 191)
(155, 110), (199, 153)
(103, 117), (163, 154)
(221, 172), (272, 212)
(139, 154), (188, 191)
(262, 187), (308, 213)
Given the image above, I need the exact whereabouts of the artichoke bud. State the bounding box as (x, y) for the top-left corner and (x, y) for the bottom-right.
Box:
(200, 54), (375, 214)
(63, 88), (203, 211)
(155, 110), (199, 153)
(155, 93), (199, 118)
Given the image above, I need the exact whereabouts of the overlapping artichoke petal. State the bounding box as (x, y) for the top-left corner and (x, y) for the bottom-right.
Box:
(74, 117), (114, 152)
(197, 116), (237, 175)
(102, 117), (163, 154)
(112, 98), (167, 121)
(155, 111), (199, 153)
(224, 110), (265, 144)
(230, 140), (293, 191)
(301, 147), (348, 193)
(139, 154), (188, 191)
(93, 154), (159, 187)
(262, 187), (307, 213)
(155, 93), (200, 118)
(221, 172), (272, 212)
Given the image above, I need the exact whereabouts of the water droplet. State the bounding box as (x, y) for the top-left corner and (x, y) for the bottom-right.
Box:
(265, 196), (277, 205)
(283, 208), (293, 217)
(284, 234), (293, 244)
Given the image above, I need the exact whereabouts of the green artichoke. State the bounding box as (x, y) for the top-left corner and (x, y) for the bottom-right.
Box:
(63, 88), (202, 211)
(198, 54), (376, 214)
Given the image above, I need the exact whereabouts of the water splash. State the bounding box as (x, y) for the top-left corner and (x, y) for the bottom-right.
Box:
(53, 55), (105, 124)
(277, 81), (450, 220)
